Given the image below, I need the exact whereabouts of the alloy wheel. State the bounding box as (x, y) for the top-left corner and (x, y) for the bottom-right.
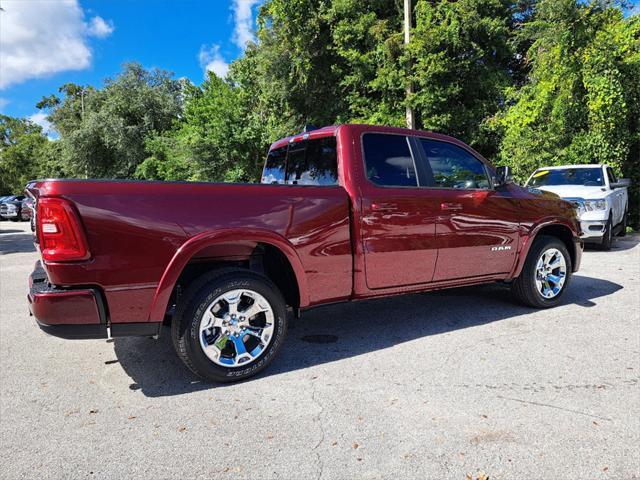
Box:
(198, 289), (275, 367)
(535, 248), (567, 299)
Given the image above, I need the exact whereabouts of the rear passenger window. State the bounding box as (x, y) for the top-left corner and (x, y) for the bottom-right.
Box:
(287, 137), (338, 185)
(262, 147), (287, 184)
(419, 139), (490, 189)
(261, 137), (338, 186)
(363, 133), (418, 187)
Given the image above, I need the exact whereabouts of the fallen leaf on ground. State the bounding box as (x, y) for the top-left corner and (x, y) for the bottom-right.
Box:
(352, 443), (359, 449)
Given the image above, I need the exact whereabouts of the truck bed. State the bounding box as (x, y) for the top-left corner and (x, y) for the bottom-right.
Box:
(27, 179), (353, 323)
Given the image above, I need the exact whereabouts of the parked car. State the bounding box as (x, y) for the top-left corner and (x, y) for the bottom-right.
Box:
(21, 198), (34, 221)
(0, 195), (26, 221)
(26, 124), (582, 382)
(0, 196), (13, 219)
(525, 165), (629, 250)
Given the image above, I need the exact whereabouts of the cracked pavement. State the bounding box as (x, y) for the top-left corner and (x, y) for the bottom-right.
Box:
(1, 221), (639, 479)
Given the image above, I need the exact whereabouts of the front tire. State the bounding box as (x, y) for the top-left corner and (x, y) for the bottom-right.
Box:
(511, 235), (572, 308)
(600, 215), (613, 250)
(172, 268), (288, 383)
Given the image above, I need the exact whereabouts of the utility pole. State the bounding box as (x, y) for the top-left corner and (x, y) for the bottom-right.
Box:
(81, 87), (85, 119)
(404, 0), (415, 130)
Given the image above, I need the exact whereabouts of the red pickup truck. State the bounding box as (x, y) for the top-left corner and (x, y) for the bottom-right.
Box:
(26, 124), (582, 382)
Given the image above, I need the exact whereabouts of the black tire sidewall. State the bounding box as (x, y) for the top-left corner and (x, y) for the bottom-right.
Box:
(601, 216), (613, 250)
(182, 274), (287, 382)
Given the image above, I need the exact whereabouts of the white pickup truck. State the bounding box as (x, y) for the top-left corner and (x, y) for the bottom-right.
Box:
(525, 164), (630, 250)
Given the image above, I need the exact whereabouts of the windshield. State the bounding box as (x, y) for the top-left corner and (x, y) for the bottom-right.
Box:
(528, 168), (604, 187)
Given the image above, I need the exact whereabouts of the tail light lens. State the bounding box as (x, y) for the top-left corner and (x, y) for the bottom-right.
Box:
(37, 198), (90, 262)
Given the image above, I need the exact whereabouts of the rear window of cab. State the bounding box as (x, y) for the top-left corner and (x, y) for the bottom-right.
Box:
(261, 137), (338, 186)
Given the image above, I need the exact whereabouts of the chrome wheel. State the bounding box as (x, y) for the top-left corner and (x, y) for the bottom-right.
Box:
(198, 289), (274, 367)
(535, 248), (567, 299)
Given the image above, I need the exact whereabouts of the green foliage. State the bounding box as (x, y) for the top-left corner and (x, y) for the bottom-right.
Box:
(410, 0), (514, 156)
(497, 1), (635, 174)
(326, 0), (405, 126)
(41, 63), (183, 178)
(0, 115), (57, 193)
(136, 72), (266, 182)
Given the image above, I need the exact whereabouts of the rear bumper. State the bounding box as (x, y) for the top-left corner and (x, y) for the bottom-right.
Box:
(28, 262), (160, 339)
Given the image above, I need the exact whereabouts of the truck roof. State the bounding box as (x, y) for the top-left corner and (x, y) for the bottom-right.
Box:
(270, 125), (340, 150)
(268, 124), (477, 154)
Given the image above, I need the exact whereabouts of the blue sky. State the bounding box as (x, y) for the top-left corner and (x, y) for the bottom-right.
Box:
(0, 0), (638, 133)
(0, 0), (263, 130)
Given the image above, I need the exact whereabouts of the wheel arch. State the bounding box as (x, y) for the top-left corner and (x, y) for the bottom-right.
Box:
(147, 228), (309, 322)
(512, 220), (580, 278)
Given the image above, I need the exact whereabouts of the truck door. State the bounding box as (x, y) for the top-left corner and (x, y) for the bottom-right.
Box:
(359, 133), (439, 289)
(415, 138), (521, 281)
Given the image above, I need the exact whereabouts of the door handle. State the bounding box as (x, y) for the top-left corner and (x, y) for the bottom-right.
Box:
(440, 202), (463, 211)
(371, 202), (398, 212)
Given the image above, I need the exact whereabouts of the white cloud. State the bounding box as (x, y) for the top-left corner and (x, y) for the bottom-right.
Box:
(232, 0), (262, 49)
(199, 44), (229, 78)
(27, 112), (56, 137)
(0, 0), (114, 89)
(86, 16), (115, 38)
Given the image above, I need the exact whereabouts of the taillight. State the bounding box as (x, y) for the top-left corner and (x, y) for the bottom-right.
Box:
(37, 197), (90, 262)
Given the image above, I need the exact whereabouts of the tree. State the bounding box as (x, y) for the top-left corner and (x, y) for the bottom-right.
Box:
(136, 72), (267, 182)
(38, 63), (184, 178)
(0, 115), (51, 193)
(410, 0), (514, 156)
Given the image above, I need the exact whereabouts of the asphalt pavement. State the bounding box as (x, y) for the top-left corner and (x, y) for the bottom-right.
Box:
(1, 220), (638, 479)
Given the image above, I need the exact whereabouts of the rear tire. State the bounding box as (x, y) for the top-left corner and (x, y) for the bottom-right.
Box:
(172, 268), (288, 383)
(511, 235), (572, 308)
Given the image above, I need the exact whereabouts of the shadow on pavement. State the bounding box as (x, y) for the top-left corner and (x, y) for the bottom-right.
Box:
(0, 232), (35, 255)
(583, 234), (639, 252)
(114, 274), (623, 397)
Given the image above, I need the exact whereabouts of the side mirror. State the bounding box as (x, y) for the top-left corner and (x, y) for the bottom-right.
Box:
(494, 166), (513, 188)
(611, 178), (630, 189)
